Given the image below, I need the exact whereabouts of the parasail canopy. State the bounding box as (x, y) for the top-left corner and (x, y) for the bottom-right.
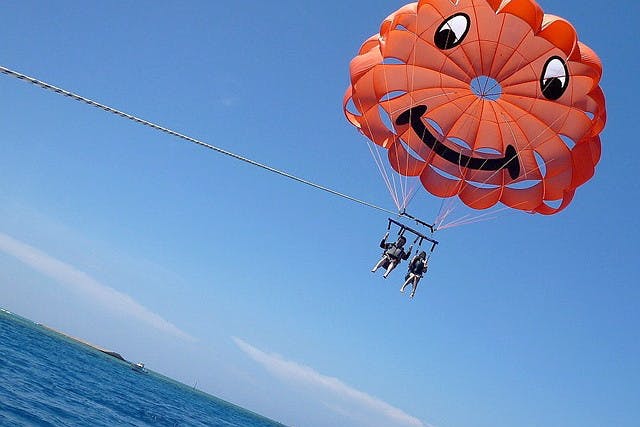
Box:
(344, 0), (606, 215)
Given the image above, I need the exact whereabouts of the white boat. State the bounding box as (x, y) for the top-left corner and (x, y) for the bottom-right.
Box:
(131, 362), (147, 373)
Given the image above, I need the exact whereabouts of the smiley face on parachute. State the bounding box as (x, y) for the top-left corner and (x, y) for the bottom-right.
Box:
(344, 0), (606, 214)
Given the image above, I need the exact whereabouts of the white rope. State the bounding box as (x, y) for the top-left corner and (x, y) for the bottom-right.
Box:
(0, 65), (398, 216)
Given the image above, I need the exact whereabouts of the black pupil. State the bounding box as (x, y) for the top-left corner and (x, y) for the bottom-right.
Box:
(435, 29), (457, 50)
(542, 77), (564, 100)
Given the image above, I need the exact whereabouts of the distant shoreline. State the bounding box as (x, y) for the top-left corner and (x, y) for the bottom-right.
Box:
(0, 308), (128, 362)
(1, 308), (289, 427)
(38, 324), (127, 362)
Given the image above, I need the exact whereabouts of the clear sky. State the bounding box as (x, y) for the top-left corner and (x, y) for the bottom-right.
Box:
(1, 1), (638, 426)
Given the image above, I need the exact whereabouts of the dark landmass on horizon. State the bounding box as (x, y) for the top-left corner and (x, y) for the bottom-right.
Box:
(37, 324), (127, 362)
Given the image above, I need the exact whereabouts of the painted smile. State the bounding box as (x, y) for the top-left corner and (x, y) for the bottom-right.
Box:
(396, 105), (521, 180)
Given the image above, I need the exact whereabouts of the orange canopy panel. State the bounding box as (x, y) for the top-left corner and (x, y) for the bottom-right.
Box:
(344, 0), (606, 214)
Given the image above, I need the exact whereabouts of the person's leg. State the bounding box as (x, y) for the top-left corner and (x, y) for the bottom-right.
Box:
(401, 275), (413, 292)
(410, 277), (420, 298)
(383, 261), (397, 278)
(371, 256), (386, 272)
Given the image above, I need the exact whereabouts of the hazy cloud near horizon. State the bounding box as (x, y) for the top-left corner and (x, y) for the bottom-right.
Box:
(0, 231), (194, 342)
(233, 337), (430, 427)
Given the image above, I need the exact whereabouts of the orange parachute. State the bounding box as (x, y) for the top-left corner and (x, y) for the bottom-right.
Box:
(344, 0), (606, 215)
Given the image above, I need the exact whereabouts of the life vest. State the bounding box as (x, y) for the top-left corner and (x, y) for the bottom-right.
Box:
(409, 258), (427, 275)
(385, 245), (403, 259)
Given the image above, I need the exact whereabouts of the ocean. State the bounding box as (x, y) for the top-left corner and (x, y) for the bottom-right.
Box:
(0, 310), (286, 426)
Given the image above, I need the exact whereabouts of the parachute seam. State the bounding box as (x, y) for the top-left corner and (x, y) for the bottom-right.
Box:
(498, 45), (557, 89)
(490, 28), (532, 81)
(475, 106), (568, 209)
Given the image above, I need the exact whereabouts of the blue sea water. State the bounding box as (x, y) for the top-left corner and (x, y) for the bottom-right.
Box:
(0, 310), (286, 426)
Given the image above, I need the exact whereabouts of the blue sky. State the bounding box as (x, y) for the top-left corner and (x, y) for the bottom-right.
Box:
(1, 1), (638, 426)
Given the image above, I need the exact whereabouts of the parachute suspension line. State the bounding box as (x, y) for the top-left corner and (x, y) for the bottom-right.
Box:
(379, 24), (426, 215)
(0, 65), (398, 217)
(401, 183), (420, 213)
(399, 13), (420, 214)
(436, 205), (509, 230)
(393, 133), (412, 212)
(377, 65), (398, 205)
(385, 89), (460, 229)
(401, 20), (422, 215)
(365, 140), (401, 210)
(435, 108), (520, 230)
(429, 40), (479, 229)
(438, 106), (570, 230)
(386, 91), (459, 217)
(453, 109), (568, 213)
(380, 57), (409, 212)
(380, 89), (460, 227)
(434, 198), (448, 229)
(356, 94), (402, 212)
(435, 197), (457, 230)
(433, 95), (482, 229)
(391, 137), (419, 213)
(387, 146), (402, 210)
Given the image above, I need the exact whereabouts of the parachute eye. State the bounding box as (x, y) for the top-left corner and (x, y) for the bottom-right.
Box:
(540, 57), (569, 100)
(434, 13), (470, 50)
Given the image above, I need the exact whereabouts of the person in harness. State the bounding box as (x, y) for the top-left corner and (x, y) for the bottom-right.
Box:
(371, 232), (413, 278)
(401, 250), (428, 298)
